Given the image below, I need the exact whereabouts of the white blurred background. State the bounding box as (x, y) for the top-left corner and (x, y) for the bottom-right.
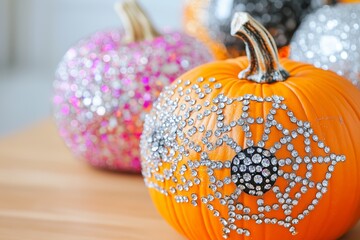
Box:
(0, 0), (183, 136)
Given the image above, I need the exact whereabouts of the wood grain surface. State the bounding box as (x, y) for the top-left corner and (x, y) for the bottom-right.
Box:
(0, 119), (359, 240)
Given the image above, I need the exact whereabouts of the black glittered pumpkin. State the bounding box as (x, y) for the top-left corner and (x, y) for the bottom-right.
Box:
(184, 0), (335, 58)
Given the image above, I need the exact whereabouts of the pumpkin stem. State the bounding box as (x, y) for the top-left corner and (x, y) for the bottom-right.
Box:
(114, 0), (160, 44)
(231, 12), (289, 83)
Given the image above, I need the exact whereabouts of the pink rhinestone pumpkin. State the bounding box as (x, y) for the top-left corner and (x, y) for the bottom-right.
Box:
(53, 0), (213, 172)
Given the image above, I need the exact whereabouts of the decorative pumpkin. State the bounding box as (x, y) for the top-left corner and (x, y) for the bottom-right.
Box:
(183, 0), (329, 59)
(141, 12), (360, 239)
(290, 4), (360, 88)
(53, 0), (213, 172)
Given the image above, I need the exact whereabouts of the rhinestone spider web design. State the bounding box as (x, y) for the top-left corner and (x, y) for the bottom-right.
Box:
(140, 77), (346, 238)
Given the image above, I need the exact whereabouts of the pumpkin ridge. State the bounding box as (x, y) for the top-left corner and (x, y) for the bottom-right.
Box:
(178, 200), (200, 239)
(283, 78), (360, 239)
(281, 81), (331, 239)
(190, 117), (219, 239)
(327, 102), (360, 239)
(257, 83), (270, 240)
(279, 59), (316, 76)
(172, 180), (197, 240)
(323, 90), (360, 239)
(214, 77), (251, 239)
(324, 77), (360, 121)
(154, 175), (187, 237)
(198, 163), (219, 240)
(259, 84), (271, 240)
(155, 147), (189, 237)
(261, 81), (299, 237)
(321, 77), (360, 223)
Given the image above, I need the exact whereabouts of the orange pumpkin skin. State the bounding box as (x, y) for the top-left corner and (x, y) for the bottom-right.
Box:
(142, 13), (360, 240)
(183, 0), (229, 60)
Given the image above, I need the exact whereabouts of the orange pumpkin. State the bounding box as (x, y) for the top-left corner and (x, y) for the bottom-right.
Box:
(141, 12), (360, 240)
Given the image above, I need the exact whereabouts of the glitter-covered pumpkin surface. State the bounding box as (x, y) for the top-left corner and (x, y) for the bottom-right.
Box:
(183, 0), (330, 59)
(290, 4), (360, 88)
(140, 13), (360, 239)
(53, 1), (213, 172)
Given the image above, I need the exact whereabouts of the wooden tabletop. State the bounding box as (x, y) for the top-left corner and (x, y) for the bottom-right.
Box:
(0, 119), (359, 240)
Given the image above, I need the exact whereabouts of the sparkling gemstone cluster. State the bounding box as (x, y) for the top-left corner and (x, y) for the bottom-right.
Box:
(231, 147), (279, 196)
(291, 4), (360, 88)
(141, 76), (345, 238)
